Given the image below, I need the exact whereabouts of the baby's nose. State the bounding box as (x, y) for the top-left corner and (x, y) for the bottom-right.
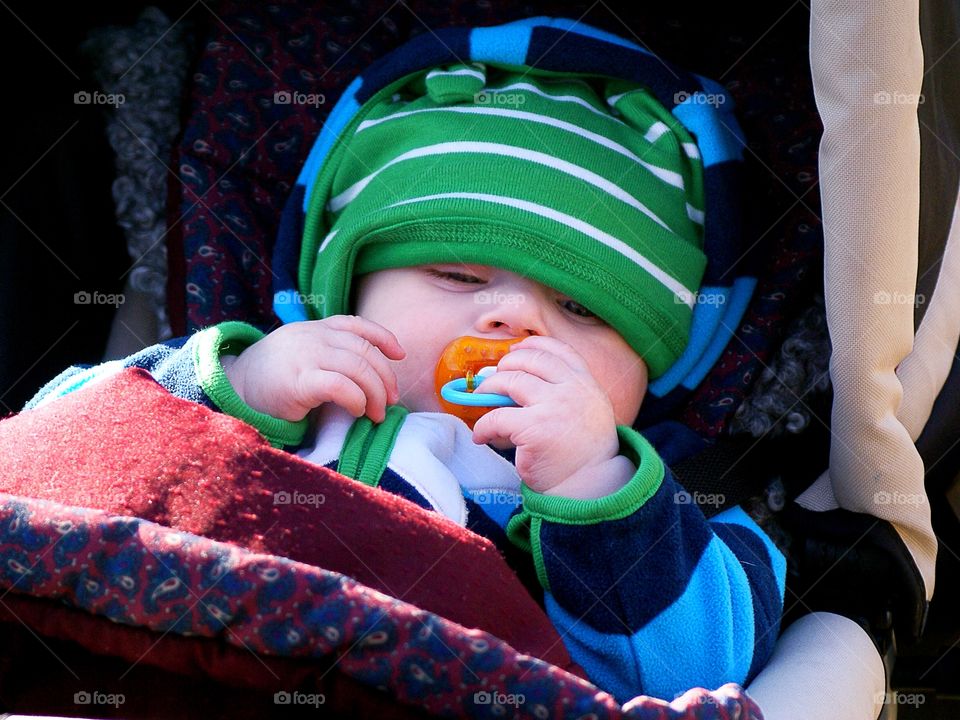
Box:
(486, 320), (538, 336)
(474, 290), (545, 337)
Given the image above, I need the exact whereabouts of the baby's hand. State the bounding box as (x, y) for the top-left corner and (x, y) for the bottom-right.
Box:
(471, 336), (632, 497)
(221, 316), (405, 423)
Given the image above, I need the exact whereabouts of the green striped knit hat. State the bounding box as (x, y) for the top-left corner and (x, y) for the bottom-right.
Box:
(300, 63), (707, 379)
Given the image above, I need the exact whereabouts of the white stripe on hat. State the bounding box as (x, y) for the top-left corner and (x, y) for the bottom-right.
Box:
(355, 106), (686, 190)
(425, 66), (486, 83)
(381, 191), (697, 308)
(482, 81), (627, 126)
(317, 228), (339, 254)
(606, 89), (651, 107)
(326, 140), (680, 235)
(644, 121), (670, 143)
(608, 91), (704, 161)
(686, 204), (704, 225)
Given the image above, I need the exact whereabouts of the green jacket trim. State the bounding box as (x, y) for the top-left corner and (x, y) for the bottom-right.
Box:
(338, 405), (409, 485)
(506, 425), (664, 590)
(529, 517), (549, 593)
(338, 414), (375, 482)
(357, 405), (408, 485)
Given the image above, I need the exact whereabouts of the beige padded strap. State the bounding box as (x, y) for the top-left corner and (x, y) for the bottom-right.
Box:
(897, 188), (960, 439)
(800, 0), (936, 599)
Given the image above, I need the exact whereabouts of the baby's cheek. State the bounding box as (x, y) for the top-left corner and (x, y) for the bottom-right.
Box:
(585, 349), (646, 425)
(613, 385), (645, 426)
(612, 365), (647, 425)
(393, 353), (443, 413)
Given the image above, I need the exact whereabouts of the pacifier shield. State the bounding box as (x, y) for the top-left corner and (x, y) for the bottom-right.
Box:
(434, 336), (522, 428)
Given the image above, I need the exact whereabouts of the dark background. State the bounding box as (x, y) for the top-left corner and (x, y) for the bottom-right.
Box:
(0, 0), (197, 413)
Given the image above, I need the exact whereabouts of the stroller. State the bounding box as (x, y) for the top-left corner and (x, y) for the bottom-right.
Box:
(0, 1), (956, 718)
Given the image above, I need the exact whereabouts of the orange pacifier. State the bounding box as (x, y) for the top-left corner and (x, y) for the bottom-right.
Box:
(435, 336), (522, 428)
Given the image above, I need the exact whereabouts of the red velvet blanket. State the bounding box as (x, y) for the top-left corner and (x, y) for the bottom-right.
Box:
(0, 368), (761, 719)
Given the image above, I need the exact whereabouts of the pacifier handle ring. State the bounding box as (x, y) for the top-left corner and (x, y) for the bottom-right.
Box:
(440, 378), (518, 407)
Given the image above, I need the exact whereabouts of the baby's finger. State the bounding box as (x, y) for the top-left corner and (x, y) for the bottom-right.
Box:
(493, 346), (575, 384)
(324, 347), (392, 421)
(508, 335), (590, 374)
(473, 370), (549, 407)
(299, 368), (369, 419)
(322, 315), (406, 361)
(324, 329), (401, 406)
(472, 406), (528, 447)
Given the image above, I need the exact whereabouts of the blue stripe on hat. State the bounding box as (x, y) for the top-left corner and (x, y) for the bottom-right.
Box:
(673, 94), (743, 166)
(680, 277), (757, 390)
(273, 184), (307, 311)
(521, 16), (648, 53)
(648, 278), (757, 398)
(296, 78), (363, 209)
(699, 161), (743, 285)
(527, 26), (695, 108)
(359, 26), (472, 102)
(648, 285), (730, 397)
(469, 22), (532, 65)
(299, 25), (472, 208)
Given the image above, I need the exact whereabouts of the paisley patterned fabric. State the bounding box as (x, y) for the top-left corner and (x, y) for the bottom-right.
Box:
(0, 494), (761, 719)
(0, 364), (764, 716)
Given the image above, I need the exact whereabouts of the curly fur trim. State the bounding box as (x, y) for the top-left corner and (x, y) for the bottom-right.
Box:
(731, 292), (831, 439)
(81, 7), (195, 341)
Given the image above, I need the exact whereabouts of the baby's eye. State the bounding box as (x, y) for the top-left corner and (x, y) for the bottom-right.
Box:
(426, 268), (485, 284)
(560, 298), (604, 322)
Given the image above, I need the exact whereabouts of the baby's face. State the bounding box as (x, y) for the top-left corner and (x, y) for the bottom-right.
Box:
(353, 263), (648, 427)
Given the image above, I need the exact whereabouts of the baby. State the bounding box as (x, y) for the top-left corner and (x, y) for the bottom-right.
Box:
(223, 263), (646, 501)
(27, 64), (785, 704)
